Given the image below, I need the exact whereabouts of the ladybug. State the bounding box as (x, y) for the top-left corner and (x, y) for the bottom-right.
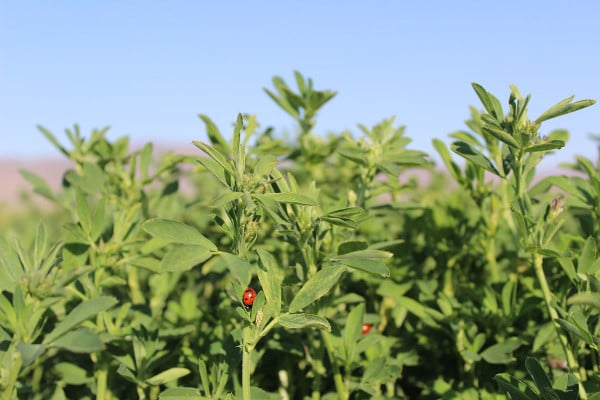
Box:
(242, 287), (257, 310)
(361, 323), (373, 335)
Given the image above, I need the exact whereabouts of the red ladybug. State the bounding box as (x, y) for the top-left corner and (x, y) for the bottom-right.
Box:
(243, 288), (256, 310)
(361, 323), (372, 334)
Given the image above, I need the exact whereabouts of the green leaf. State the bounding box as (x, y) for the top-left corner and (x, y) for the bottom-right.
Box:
(557, 257), (578, 283)
(289, 266), (346, 313)
(461, 350), (482, 363)
(256, 249), (282, 316)
(50, 327), (104, 353)
(525, 357), (560, 400)
(538, 176), (588, 206)
(139, 142), (153, 181)
(147, 368), (190, 386)
(577, 237), (596, 275)
(159, 388), (203, 400)
(565, 311), (595, 347)
(432, 139), (463, 183)
(395, 295), (443, 327)
(535, 97), (595, 124)
(17, 343), (46, 366)
(161, 245), (212, 273)
(142, 219), (217, 251)
(253, 156), (278, 177)
(112, 204), (142, 243)
(495, 373), (540, 400)
(44, 296), (117, 344)
(232, 113), (243, 168)
(337, 147), (368, 166)
(472, 83), (504, 122)
(193, 141), (234, 178)
(199, 114), (231, 155)
(76, 193), (93, 241)
(80, 162), (106, 194)
(359, 358), (383, 385)
(220, 252), (253, 287)
(18, 169), (56, 201)
(117, 364), (139, 384)
(501, 279), (516, 316)
(129, 257), (161, 273)
(449, 130), (482, 147)
(337, 241), (368, 255)
(334, 258), (390, 277)
(250, 385), (283, 400)
(319, 216), (358, 230)
(334, 249), (391, 260)
(91, 197), (106, 242)
(325, 207), (365, 218)
(212, 191), (244, 208)
(530, 247), (562, 258)
(198, 360), (210, 398)
(255, 193), (318, 206)
(332, 249), (391, 277)
(480, 337), (523, 364)
(264, 76), (300, 119)
(557, 318), (589, 345)
(552, 373), (578, 400)
(524, 140), (565, 153)
(344, 303), (365, 363)
(196, 156), (230, 188)
(481, 125), (520, 148)
(294, 70), (306, 93)
(533, 322), (555, 352)
(278, 313), (331, 331)
(451, 141), (503, 177)
(37, 125), (70, 157)
(568, 292), (600, 310)
(55, 362), (92, 385)
(0, 237), (23, 291)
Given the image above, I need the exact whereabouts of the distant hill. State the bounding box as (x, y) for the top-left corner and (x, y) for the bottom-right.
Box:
(0, 143), (198, 207)
(0, 150), (582, 209)
(0, 158), (69, 207)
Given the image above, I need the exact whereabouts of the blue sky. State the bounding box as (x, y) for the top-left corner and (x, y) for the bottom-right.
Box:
(2, 2), (599, 168)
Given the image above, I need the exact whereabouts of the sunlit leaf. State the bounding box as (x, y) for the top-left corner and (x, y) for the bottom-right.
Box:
(451, 141), (503, 177)
(142, 219), (217, 251)
(278, 313), (330, 331)
(256, 192), (318, 206)
(289, 266), (345, 313)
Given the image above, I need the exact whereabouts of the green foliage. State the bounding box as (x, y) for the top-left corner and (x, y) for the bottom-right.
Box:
(0, 74), (598, 399)
(264, 70), (337, 135)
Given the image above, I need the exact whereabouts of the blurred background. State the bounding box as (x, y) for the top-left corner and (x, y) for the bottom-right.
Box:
(1, 1), (599, 203)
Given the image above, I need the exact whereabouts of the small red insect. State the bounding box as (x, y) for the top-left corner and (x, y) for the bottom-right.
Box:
(361, 323), (373, 334)
(242, 287), (257, 310)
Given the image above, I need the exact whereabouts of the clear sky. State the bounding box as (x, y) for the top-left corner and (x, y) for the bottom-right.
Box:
(1, 2), (599, 168)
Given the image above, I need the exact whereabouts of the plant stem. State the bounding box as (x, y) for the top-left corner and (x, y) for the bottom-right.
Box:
(96, 366), (109, 400)
(311, 341), (324, 400)
(2, 348), (21, 400)
(127, 266), (145, 304)
(443, 263), (454, 297)
(533, 253), (587, 399)
(94, 350), (114, 400)
(242, 342), (251, 400)
(311, 373), (321, 400)
(31, 363), (42, 394)
(321, 330), (347, 400)
(512, 149), (588, 398)
(485, 237), (499, 283)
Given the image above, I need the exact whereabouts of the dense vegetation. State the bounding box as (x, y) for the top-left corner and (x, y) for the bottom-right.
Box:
(0, 72), (598, 399)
